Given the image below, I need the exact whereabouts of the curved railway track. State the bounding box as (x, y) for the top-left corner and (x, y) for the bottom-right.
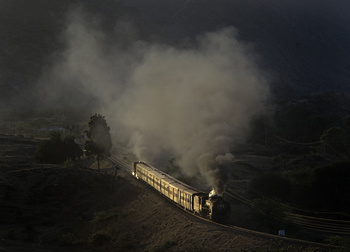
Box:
(108, 155), (340, 251)
(108, 155), (130, 172)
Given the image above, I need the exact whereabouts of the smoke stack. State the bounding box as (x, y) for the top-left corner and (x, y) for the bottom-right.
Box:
(209, 188), (217, 198)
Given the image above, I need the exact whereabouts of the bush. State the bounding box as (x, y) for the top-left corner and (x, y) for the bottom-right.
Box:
(63, 158), (73, 168)
(251, 198), (291, 232)
(288, 161), (350, 211)
(35, 132), (83, 164)
(309, 161), (350, 211)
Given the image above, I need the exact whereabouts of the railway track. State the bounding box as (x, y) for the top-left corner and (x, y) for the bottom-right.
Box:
(108, 155), (340, 251)
(108, 155), (131, 173)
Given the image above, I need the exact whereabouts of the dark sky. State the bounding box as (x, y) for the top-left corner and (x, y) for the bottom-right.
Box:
(1, 0), (350, 113)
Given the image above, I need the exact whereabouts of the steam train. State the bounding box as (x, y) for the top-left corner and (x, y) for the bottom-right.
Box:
(132, 161), (230, 222)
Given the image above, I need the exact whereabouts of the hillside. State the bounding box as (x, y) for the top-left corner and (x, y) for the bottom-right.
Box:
(0, 135), (333, 251)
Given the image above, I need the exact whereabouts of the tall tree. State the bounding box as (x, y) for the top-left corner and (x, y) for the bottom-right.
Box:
(85, 114), (112, 171)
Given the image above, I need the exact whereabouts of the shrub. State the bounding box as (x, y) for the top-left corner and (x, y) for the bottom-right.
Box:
(35, 132), (82, 164)
(63, 158), (73, 168)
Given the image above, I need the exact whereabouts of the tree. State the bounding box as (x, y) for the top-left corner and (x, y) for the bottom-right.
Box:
(62, 135), (84, 161)
(85, 114), (112, 171)
(35, 132), (83, 164)
(308, 161), (350, 211)
(251, 198), (290, 233)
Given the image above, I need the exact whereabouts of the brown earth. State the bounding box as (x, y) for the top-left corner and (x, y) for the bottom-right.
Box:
(0, 135), (331, 251)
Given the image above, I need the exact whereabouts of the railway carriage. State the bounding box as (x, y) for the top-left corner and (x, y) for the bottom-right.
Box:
(132, 161), (228, 220)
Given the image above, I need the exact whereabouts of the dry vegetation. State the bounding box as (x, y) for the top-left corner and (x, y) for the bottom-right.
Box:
(0, 134), (334, 251)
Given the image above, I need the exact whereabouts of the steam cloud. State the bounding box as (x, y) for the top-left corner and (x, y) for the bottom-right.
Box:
(39, 8), (270, 195)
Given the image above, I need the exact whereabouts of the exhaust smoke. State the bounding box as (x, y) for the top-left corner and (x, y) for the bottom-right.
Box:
(39, 8), (270, 195)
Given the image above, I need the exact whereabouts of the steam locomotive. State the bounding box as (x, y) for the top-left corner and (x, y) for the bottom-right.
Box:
(132, 161), (230, 222)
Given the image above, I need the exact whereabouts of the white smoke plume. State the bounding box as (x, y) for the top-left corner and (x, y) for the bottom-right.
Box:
(39, 8), (270, 195)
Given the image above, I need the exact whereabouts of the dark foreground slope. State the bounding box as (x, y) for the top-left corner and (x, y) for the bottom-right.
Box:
(0, 135), (332, 251)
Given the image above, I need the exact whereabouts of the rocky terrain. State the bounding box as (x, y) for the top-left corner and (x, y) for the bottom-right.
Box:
(0, 134), (335, 251)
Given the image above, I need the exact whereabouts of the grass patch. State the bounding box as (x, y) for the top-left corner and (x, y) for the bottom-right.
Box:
(150, 240), (177, 252)
(90, 208), (119, 224)
(112, 232), (133, 250)
(57, 232), (76, 246)
(88, 231), (110, 245)
(246, 238), (296, 252)
(324, 235), (350, 251)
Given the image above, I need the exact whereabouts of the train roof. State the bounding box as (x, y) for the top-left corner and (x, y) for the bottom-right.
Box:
(135, 161), (205, 195)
